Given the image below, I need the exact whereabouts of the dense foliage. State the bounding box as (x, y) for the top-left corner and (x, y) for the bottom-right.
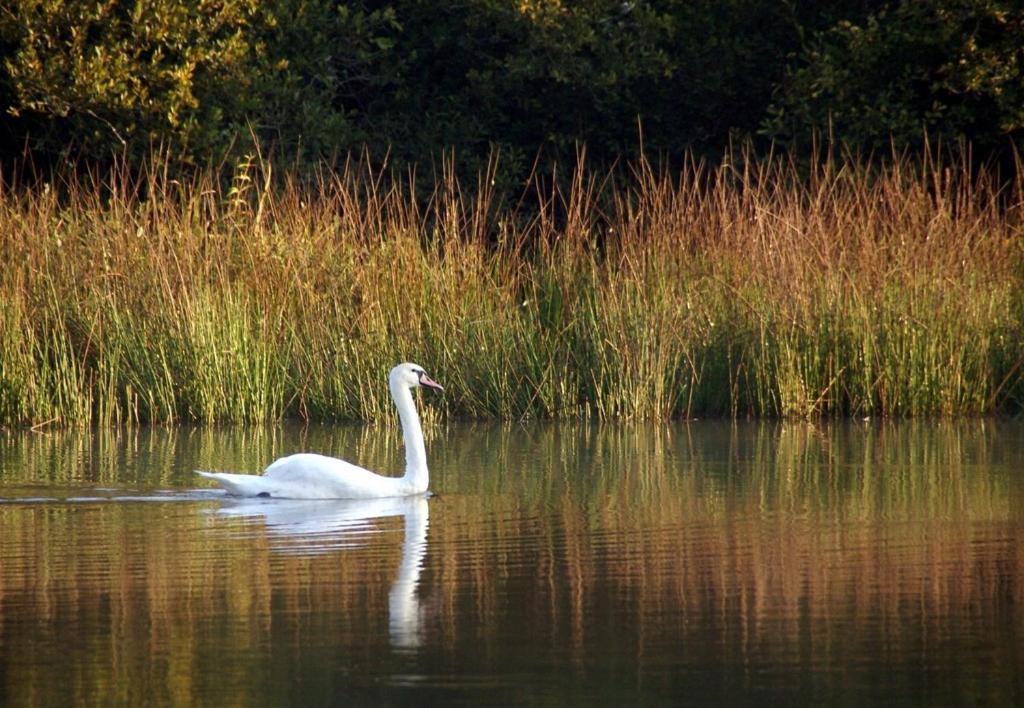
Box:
(766, 0), (1024, 154)
(1, 1), (1020, 174)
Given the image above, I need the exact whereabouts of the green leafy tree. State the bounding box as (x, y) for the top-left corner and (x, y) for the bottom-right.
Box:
(0, 0), (398, 165)
(1, 0), (258, 161)
(5, 0), (1019, 173)
(763, 0), (1024, 153)
(359, 0), (802, 178)
(242, 1), (401, 163)
(343, 0), (678, 178)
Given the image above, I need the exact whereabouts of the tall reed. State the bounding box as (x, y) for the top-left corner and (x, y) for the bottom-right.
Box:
(0, 148), (1021, 426)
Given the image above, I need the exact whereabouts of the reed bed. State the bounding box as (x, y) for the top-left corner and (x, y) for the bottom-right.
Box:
(1, 150), (1021, 426)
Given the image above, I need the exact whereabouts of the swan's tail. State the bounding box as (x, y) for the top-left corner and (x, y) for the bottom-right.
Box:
(196, 470), (274, 497)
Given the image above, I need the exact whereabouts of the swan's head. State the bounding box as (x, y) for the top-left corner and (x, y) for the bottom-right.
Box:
(390, 362), (444, 392)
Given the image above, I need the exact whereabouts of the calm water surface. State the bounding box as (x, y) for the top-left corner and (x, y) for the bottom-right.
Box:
(0, 421), (1022, 705)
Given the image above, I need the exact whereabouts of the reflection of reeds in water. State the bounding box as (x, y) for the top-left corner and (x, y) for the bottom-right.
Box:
(0, 496), (411, 704)
(0, 422), (1021, 703)
(429, 421), (1023, 699)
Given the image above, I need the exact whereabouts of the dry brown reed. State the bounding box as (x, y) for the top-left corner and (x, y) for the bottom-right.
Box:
(1, 148), (1021, 425)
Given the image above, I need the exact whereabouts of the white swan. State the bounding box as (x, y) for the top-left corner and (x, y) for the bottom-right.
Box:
(196, 363), (443, 499)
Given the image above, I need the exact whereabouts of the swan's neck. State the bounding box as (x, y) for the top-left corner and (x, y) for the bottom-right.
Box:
(392, 380), (428, 492)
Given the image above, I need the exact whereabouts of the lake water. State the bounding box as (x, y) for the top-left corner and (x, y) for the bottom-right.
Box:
(0, 421), (1021, 705)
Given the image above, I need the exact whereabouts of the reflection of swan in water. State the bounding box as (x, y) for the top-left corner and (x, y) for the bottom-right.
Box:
(216, 495), (430, 648)
(387, 497), (430, 649)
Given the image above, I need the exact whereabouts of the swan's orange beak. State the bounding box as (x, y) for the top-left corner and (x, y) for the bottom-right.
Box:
(419, 373), (444, 392)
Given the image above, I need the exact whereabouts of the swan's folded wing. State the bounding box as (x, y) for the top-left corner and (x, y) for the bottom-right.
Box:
(263, 453), (369, 480)
(260, 454), (401, 498)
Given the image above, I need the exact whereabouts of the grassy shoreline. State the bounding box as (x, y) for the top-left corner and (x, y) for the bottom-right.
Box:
(1, 152), (1022, 426)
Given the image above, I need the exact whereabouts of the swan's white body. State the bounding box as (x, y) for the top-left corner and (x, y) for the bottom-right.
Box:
(196, 363), (442, 499)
